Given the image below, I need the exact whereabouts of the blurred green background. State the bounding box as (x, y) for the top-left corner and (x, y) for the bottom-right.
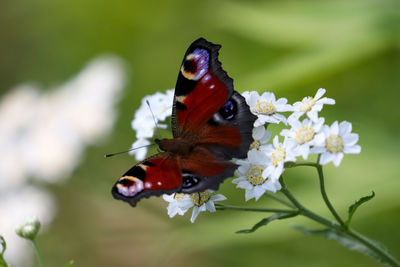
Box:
(1, 0), (399, 266)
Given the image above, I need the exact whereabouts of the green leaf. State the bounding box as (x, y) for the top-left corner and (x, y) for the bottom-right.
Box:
(294, 226), (388, 263)
(0, 236), (9, 267)
(236, 212), (298, 234)
(64, 260), (74, 267)
(345, 191), (375, 227)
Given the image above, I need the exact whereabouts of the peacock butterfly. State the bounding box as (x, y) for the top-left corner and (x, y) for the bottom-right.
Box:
(112, 38), (257, 206)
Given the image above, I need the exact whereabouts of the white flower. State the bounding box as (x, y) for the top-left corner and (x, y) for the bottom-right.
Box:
(288, 88), (335, 124)
(233, 150), (281, 201)
(163, 190), (227, 223)
(242, 91), (292, 127)
(262, 136), (298, 181)
(131, 89), (173, 139)
(249, 126), (271, 150)
(311, 121), (361, 167)
(281, 118), (325, 160)
(189, 191), (227, 223)
(0, 56), (125, 186)
(0, 56), (124, 266)
(163, 193), (193, 217)
(129, 138), (151, 161)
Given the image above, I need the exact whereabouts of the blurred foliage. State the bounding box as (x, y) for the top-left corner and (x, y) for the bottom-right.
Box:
(0, 0), (399, 266)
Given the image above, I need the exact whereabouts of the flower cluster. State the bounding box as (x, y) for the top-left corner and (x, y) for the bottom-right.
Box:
(163, 191), (227, 223)
(131, 88), (361, 222)
(236, 88), (360, 199)
(0, 56), (125, 266)
(130, 89), (174, 161)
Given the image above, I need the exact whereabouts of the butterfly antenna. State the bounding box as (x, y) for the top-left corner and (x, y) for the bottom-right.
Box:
(146, 99), (162, 139)
(104, 144), (156, 158)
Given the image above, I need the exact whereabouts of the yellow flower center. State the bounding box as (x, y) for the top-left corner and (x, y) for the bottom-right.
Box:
(269, 147), (286, 167)
(174, 193), (186, 200)
(253, 100), (276, 115)
(246, 165), (265, 185)
(295, 126), (315, 143)
(250, 140), (260, 150)
(190, 191), (211, 206)
(326, 134), (344, 153)
(299, 97), (316, 112)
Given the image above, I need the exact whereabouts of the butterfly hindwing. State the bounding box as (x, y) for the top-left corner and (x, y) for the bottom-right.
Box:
(112, 154), (182, 207)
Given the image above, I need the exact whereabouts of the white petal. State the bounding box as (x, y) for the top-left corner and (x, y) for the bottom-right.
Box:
(287, 113), (302, 125)
(331, 121), (339, 135)
(307, 110), (319, 122)
(313, 133), (326, 146)
(310, 146), (326, 154)
(319, 152), (334, 165)
(275, 97), (288, 105)
(272, 135), (280, 148)
(205, 201), (216, 212)
(272, 113), (287, 124)
(319, 97), (335, 105)
(253, 186), (266, 200)
(237, 180), (253, 190)
(253, 126), (266, 140)
(190, 207), (200, 223)
(343, 145), (361, 154)
(339, 121), (352, 135)
(314, 88), (326, 100)
(245, 189), (255, 201)
(249, 91), (260, 106)
(343, 133), (359, 146)
(238, 165), (250, 175)
(262, 166), (273, 178)
(211, 194), (227, 202)
(332, 153), (344, 167)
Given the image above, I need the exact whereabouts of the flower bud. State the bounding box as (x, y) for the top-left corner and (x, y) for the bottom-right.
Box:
(15, 218), (41, 241)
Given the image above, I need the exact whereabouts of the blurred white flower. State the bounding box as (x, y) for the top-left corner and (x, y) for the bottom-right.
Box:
(0, 55), (125, 266)
(233, 150), (280, 201)
(131, 89), (174, 139)
(249, 126), (271, 151)
(0, 56), (125, 186)
(129, 138), (151, 161)
(242, 91), (292, 127)
(288, 88), (335, 124)
(281, 118), (325, 160)
(311, 121), (361, 166)
(262, 136), (297, 182)
(163, 190), (227, 223)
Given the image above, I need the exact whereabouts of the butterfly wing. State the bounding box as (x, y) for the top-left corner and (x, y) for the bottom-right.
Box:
(112, 38), (256, 207)
(171, 38), (233, 136)
(111, 153), (182, 207)
(170, 38), (257, 193)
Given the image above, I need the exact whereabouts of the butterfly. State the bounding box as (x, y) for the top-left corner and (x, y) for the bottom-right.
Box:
(112, 38), (257, 206)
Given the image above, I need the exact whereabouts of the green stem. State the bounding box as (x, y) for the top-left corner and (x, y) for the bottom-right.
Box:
(263, 191), (296, 209)
(215, 203), (295, 214)
(32, 240), (44, 267)
(315, 161), (346, 227)
(290, 159), (346, 227)
(280, 177), (400, 267)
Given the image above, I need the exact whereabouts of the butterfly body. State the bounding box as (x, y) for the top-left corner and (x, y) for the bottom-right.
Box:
(112, 38), (257, 206)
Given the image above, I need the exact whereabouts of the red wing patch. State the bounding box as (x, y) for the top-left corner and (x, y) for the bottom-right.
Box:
(177, 71), (229, 134)
(112, 154), (182, 207)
